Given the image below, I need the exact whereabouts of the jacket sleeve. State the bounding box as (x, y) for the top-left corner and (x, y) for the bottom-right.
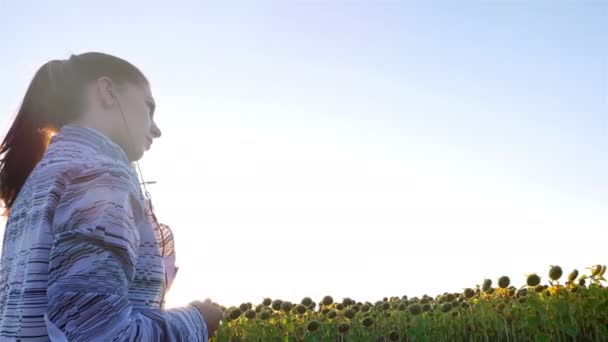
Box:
(45, 163), (208, 342)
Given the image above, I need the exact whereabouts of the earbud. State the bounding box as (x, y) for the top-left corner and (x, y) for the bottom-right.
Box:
(108, 87), (116, 98)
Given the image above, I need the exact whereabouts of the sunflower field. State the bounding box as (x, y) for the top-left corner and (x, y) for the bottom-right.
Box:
(210, 264), (608, 341)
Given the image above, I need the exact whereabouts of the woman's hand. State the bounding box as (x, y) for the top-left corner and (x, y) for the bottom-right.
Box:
(190, 298), (224, 338)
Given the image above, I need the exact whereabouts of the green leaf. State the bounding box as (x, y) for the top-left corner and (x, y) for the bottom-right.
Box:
(564, 324), (578, 337)
(525, 314), (540, 328)
(555, 301), (569, 316)
(536, 335), (551, 342)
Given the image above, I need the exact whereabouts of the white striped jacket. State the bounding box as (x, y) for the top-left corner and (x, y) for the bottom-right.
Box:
(0, 125), (208, 341)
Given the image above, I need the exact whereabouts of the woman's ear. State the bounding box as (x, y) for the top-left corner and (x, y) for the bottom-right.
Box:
(95, 76), (117, 108)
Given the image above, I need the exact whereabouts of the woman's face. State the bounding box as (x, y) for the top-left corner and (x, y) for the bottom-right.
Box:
(111, 81), (161, 161)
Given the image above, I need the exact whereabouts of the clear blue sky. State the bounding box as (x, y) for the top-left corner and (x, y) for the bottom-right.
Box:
(0, 1), (606, 308)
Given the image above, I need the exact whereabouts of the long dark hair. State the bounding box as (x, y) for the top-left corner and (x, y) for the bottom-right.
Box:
(0, 52), (148, 215)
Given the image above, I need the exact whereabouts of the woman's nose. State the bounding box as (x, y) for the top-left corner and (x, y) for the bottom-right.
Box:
(151, 121), (162, 138)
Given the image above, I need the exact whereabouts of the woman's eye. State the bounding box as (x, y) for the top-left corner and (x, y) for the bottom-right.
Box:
(146, 101), (155, 118)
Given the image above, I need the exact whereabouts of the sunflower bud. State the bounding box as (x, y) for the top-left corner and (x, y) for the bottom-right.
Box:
(342, 298), (354, 307)
(301, 297), (313, 307)
(229, 309), (242, 320)
(344, 308), (356, 319)
(568, 269), (579, 282)
(245, 309), (256, 320)
(482, 279), (492, 292)
(362, 316), (374, 327)
(549, 265), (563, 281)
(409, 303), (422, 315)
(280, 301), (293, 313)
(498, 276), (510, 289)
(307, 320), (320, 332)
(271, 300), (282, 311)
(294, 304), (307, 315)
(338, 323), (350, 334)
(259, 310), (271, 320)
(527, 274), (541, 287)
(322, 296), (334, 306)
(260, 310), (270, 321)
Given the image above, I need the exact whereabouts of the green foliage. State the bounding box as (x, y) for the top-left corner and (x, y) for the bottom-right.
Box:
(213, 264), (607, 341)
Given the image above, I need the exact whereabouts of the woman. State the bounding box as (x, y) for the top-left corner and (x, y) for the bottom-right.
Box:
(0, 52), (223, 341)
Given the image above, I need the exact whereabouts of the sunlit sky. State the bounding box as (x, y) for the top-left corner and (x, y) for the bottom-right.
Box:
(0, 1), (606, 309)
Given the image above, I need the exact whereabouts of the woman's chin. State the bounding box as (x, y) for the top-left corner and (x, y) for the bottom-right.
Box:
(128, 147), (146, 162)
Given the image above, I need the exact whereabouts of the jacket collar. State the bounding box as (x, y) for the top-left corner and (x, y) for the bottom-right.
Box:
(52, 124), (130, 166)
